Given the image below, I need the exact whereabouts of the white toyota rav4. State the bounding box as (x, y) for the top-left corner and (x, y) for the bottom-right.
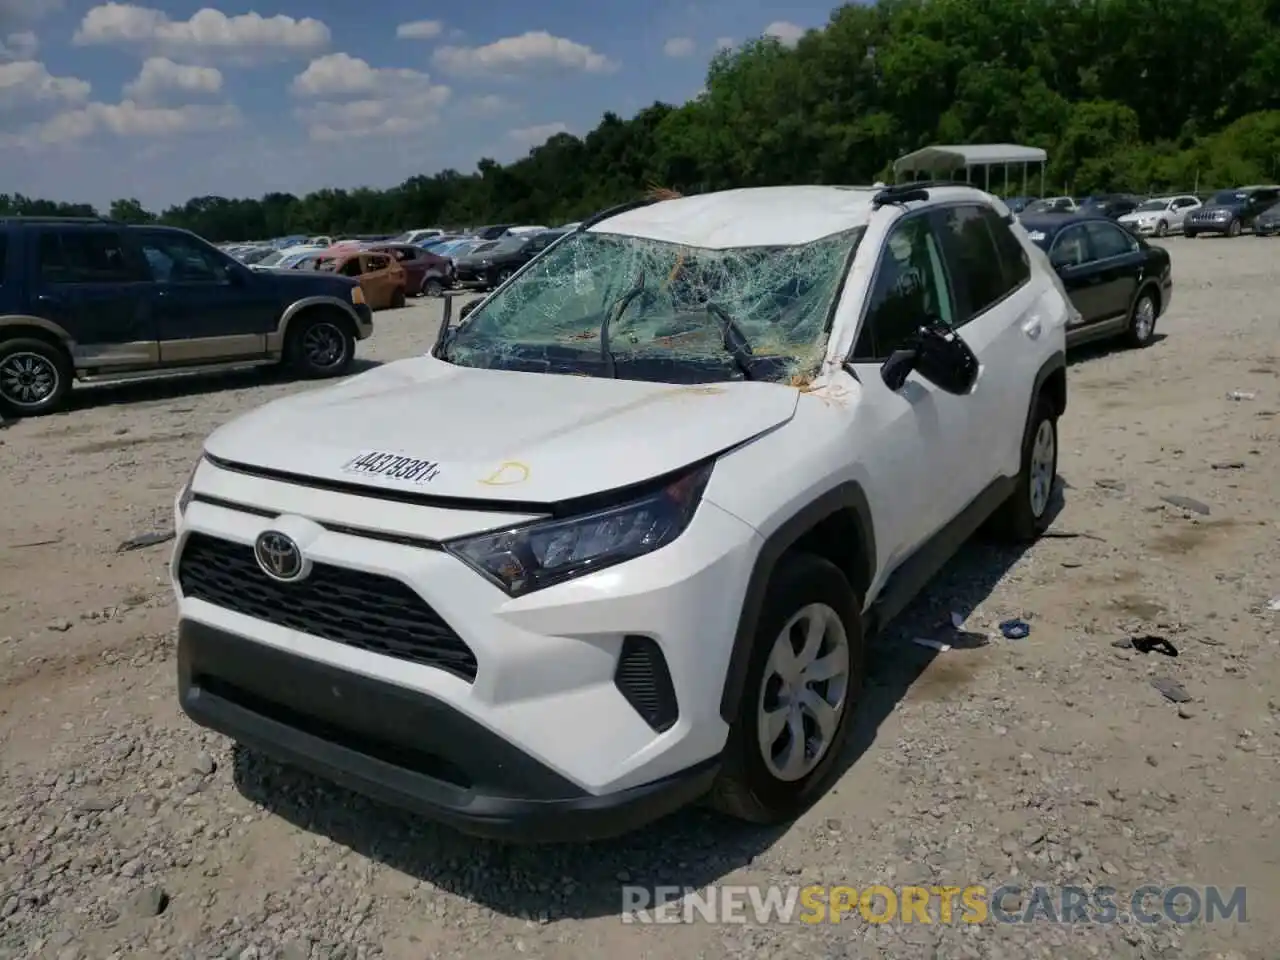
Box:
(172, 183), (1072, 842)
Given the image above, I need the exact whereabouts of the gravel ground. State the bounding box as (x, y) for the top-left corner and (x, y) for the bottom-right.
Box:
(1, 240), (1277, 960)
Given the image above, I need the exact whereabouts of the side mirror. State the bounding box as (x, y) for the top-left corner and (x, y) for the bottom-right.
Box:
(879, 323), (979, 396)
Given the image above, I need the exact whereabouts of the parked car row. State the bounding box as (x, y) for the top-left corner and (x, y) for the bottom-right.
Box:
(1007, 184), (1280, 239)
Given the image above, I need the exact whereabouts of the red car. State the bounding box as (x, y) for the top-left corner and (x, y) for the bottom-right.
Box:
(363, 243), (454, 296)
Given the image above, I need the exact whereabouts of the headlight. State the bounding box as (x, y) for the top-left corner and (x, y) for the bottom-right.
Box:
(177, 459), (201, 515)
(351, 285), (365, 305)
(446, 463), (713, 596)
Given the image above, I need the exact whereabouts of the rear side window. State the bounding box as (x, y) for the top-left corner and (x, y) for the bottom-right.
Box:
(934, 205), (1028, 323)
(37, 229), (139, 284)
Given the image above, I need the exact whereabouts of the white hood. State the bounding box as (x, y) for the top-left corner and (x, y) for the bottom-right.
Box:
(204, 356), (799, 503)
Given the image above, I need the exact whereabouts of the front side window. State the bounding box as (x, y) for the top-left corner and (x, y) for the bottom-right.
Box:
(444, 227), (863, 384)
(1049, 225), (1091, 267)
(138, 232), (229, 283)
(852, 215), (952, 361)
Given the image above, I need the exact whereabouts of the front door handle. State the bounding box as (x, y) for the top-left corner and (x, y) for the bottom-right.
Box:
(1022, 317), (1042, 338)
(35, 293), (62, 305)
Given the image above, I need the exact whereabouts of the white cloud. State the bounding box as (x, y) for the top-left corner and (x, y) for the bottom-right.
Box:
(663, 36), (694, 57)
(508, 121), (568, 145)
(123, 56), (221, 101)
(290, 54), (450, 140)
(4, 98), (240, 146)
(433, 31), (616, 76)
(291, 52), (448, 99)
(714, 36), (734, 50)
(0, 29), (37, 59)
(73, 3), (329, 61)
(0, 59), (90, 109)
(763, 21), (804, 47)
(395, 19), (442, 40)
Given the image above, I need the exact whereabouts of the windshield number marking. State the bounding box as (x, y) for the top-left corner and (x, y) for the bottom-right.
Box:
(342, 451), (441, 484)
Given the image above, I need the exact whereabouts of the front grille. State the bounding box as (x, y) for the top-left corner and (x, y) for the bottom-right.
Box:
(614, 635), (678, 733)
(177, 532), (478, 682)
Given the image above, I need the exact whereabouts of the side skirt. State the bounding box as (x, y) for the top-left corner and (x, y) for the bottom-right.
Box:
(864, 476), (1015, 637)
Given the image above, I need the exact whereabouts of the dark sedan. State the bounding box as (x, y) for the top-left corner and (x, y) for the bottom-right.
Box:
(452, 230), (566, 289)
(1020, 213), (1172, 349)
(1184, 185), (1280, 237)
(1077, 194), (1142, 220)
(1253, 201), (1280, 237)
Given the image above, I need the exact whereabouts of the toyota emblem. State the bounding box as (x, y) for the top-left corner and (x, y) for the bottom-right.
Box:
(254, 530), (306, 582)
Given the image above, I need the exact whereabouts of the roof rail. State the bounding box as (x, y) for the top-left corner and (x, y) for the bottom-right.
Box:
(870, 180), (972, 209)
(0, 215), (124, 225)
(577, 196), (661, 231)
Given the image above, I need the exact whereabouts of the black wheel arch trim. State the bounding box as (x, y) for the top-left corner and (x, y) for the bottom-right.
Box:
(718, 481), (876, 724)
(1020, 351), (1066, 454)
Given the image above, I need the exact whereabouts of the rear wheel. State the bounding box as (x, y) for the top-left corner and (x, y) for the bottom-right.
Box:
(286, 311), (355, 379)
(1124, 290), (1158, 348)
(709, 553), (864, 824)
(390, 287), (406, 309)
(0, 338), (72, 418)
(988, 396), (1058, 543)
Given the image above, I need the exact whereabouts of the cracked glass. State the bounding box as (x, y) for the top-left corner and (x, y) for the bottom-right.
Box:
(442, 227), (865, 383)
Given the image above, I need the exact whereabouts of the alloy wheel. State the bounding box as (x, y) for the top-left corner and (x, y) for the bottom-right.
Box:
(0, 352), (59, 409)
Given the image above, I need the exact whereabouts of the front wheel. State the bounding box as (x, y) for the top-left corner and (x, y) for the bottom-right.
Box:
(709, 553), (864, 824)
(1227, 219), (1242, 238)
(285, 311), (355, 379)
(1124, 290), (1158, 348)
(0, 338), (72, 418)
(1185, 229), (1198, 239)
(987, 397), (1058, 543)
(421, 277), (445, 297)
(1154, 220), (1168, 237)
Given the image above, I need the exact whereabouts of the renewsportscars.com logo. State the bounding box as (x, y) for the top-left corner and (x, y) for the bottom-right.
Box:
(621, 884), (1248, 925)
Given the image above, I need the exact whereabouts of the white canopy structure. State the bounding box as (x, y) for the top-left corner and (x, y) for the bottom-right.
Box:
(893, 143), (1048, 196)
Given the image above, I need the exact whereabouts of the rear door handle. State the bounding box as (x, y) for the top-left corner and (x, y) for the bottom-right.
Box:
(35, 293), (62, 304)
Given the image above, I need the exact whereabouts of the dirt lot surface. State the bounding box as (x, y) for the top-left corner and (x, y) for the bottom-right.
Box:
(1, 240), (1277, 960)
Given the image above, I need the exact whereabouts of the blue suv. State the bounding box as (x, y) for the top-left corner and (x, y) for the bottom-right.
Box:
(0, 217), (374, 417)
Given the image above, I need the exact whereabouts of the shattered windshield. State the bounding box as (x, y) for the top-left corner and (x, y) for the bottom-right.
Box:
(442, 227), (863, 384)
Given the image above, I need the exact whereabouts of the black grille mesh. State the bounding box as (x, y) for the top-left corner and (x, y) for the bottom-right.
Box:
(614, 635), (678, 733)
(177, 532), (478, 682)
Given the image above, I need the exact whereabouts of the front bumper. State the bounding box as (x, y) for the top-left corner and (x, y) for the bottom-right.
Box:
(1255, 221), (1280, 236)
(1184, 217), (1234, 235)
(170, 459), (762, 835)
(178, 620), (719, 842)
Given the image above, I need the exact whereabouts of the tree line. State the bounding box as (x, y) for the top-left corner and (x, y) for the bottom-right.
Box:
(5, 0), (1280, 242)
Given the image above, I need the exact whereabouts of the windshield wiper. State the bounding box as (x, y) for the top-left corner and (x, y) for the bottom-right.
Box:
(705, 302), (756, 379)
(600, 272), (646, 378)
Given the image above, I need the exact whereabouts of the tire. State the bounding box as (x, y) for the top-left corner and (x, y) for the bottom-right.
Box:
(285, 310), (355, 379)
(0, 337), (72, 418)
(987, 396), (1058, 543)
(491, 268), (514, 289)
(1185, 230), (1198, 239)
(1227, 219), (1241, 238)
(1154, 220), (1168, 237)
(390, 287), (406, 309)
(421, 277), (445, 297)
(709, 552), (865, 825)
(1124, 289), (1158, 349)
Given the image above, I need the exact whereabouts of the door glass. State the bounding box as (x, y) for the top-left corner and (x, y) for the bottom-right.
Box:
(139, 234), (227, 283)
(1049, 226), (1090, 268)
(1084, 222), (1136, 259)
(852, 216), (954, 361)
(40, 230), (137, 283)
(936, 204), (1019, 321)
(340, 258), (362, 277)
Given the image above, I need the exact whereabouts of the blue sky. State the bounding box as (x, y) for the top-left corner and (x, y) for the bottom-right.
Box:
(0, 0), (833, 211)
